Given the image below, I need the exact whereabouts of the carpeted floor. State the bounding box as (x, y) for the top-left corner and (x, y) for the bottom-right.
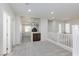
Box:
(7, 37), (72, 56)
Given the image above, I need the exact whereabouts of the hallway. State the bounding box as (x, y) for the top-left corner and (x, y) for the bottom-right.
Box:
(8, 40), (72, 56)
(1, 3), (78, 56)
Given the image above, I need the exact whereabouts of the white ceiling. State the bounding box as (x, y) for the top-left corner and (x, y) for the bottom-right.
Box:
(10, 3), (79, 21)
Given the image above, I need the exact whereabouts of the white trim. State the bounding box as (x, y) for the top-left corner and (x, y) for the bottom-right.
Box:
(46, 39), (72, 52)
(3, 11), (7, 54)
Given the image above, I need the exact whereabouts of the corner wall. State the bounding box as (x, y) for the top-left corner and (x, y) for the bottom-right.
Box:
(40, 18), (48, 41)
(15, 16), (22, 44)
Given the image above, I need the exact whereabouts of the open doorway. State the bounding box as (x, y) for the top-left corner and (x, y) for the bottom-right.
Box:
(21, 16), (32, 43)
(21, 16), (40, 43)
(22, 24), (31, 43)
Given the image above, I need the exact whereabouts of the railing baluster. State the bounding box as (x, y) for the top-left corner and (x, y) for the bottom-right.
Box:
(48, 32), (72, 48)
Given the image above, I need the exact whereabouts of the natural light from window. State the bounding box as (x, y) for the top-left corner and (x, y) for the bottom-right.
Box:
(65, 23), (70, 33)
(25, 26), (31, 32)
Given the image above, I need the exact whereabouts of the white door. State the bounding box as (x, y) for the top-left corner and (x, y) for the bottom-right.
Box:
(3, 12), (11, 55)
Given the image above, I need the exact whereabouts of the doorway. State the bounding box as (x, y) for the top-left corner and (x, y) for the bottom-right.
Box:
(22, 24), (31, 43)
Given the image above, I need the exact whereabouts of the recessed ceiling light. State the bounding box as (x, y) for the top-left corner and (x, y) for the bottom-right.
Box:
(28, 9), (31, 12)
(50, 11), (54, 14)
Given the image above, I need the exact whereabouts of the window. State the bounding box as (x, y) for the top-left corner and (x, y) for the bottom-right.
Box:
(65, 23), (70, 33)
(25, 26), (31, 32)
(59, 24), (62, 33)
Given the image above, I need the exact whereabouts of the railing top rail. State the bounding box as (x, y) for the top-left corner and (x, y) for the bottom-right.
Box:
(48, 32), (72, 35)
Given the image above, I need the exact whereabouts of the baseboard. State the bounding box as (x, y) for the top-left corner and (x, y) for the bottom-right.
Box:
(46, 39), (72, 52)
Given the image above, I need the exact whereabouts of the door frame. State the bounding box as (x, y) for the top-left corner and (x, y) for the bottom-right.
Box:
(3, 11), (11, 55)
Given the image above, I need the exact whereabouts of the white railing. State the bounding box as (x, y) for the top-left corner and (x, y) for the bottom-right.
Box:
(48, 32), (72, 51)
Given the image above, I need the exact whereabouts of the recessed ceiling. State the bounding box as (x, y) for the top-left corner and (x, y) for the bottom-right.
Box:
(10, 3), (79, 20)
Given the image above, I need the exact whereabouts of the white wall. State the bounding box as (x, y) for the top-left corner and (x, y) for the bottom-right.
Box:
(1, 4), (22, 48)
(11, 16), (16, 46)
(48, 20), (53, 32)
(0, 3), (16, 55)
(40, 18), (48, 41)
(52, 21), (59, 33)
(15, 16), (22, 44)
(1, 4), (22, 54)
(48, 20), (64, 33)
(48, 20), (74, 34)
(0, 4), (3, 55)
